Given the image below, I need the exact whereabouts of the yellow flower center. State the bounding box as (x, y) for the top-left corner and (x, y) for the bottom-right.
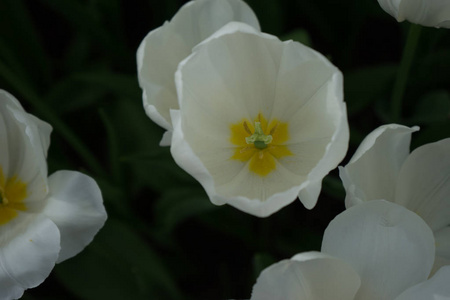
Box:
(0, 166), (27, 225)
(230, 113), (293, 176)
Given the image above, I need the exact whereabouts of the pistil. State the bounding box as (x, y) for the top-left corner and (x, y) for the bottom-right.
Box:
(244, 121), (273, 149)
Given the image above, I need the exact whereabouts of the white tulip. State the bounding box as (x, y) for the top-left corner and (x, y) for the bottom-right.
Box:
(340, 124), (450, 274)
(251, 201), (450, 300)
(377, 0), (450, 28)
(0, 90), (107, 299)
(137, 0), (260, 145)
(171, 22), (348, 217)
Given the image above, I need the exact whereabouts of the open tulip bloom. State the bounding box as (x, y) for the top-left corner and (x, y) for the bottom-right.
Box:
(170, 22), (349, 217)
(339, 124), (450, 273)
(377, 0), (450, 28)
(250, 200), (450, 300)
(137, 0), (260, 145)
(0, 90), (107, 299)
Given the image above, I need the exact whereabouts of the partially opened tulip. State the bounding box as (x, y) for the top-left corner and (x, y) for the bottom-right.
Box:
(171, 22), (349, 217)
(137, 0), (260, 145)
(339, 124), (450, 273)
(0, 90), (107, 299)
(377, 0), (450, 28)
(250, 200), (450, 300)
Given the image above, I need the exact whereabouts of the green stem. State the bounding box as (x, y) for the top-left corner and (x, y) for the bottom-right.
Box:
(99, 109), (121, 183)
(0, 61), (105, 176)
(390, 23), (422, 122)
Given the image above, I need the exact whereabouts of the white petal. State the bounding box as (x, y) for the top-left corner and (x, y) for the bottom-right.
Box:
(339, 124), (418, 208)
(377, 0), (403, 21)
(395, 266), (450, 300)
(377, 0), (450, 28)
(431, 226), (450, 275)
(322, 200), (435, 300)
(398, 0), (450, 28)
(0, 90), (51, 205)
(261, 39), (348, 209)
(159, 130), (172, 146)
(172, 22), (347, 216)
(395, 138), (450, 231)
(43, 171), (107, 263)
(250, 251), (360, 300)
(0, 214), (60, 299)
(171, 109), (303, 217)
(137, 0), (260, 132)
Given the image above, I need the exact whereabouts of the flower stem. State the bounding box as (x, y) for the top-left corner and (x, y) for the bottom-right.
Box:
(390, 23), (422, 122)
(0, 61), (105, 176)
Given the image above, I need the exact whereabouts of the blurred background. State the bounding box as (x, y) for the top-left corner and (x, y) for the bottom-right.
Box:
(0, 0), (449, 299)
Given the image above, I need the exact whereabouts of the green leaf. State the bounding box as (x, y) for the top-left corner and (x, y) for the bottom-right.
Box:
(55, 219), (182, 300)
(155, 187), (218, 231)
(409, 90), (450, 124)
(322, 175), (345, 200)
(246, 0), (284, 35)
(344, 64), (397, 116)
(0, 0), (51, 88)
(44, 77), (107, 114)
(281, 28), (312, 47)
(252, 252), (276, 279)
(72, 71), (141, 100)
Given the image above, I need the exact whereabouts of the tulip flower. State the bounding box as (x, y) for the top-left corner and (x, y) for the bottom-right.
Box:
(250, 200), (450, 300)
(170, 22), (349, 217)
(137, 0), (260, 145)
(377, 0), (450, 28)
(0, 90), (107, 299)
(339, 124), (450, 273)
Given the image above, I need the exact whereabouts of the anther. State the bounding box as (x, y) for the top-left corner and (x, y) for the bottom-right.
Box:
(243, 121), (252, 135)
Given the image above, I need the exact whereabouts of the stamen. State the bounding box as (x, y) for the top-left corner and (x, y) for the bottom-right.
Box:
(245, 121), (273, 149)
(240, 146), (251, 154)
(259, 151), (264, 159)
(270, 123), (279, 135)
(243, 121), (252, 135)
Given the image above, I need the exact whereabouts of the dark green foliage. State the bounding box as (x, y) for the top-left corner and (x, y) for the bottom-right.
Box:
(0, 0), (449, 299)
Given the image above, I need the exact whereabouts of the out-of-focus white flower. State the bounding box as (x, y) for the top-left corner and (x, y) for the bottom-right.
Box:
(170, 22), (348, 217)
(339, 124), (450, 273)
(0, 90), (107, 299)
(377, 0), (450, 28)
(137, 0), (260, 145)
(251, 200), (450, 300)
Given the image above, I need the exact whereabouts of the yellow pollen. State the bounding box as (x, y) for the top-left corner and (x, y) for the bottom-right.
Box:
(230, 113), (293, 176)
(0, 166), (27, 225)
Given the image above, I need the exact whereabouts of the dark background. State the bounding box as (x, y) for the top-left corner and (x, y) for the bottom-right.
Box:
(0, 0), (449, 299)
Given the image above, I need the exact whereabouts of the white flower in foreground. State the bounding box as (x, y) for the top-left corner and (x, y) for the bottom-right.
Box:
(377, 0), (450, 28)
(137, 0), (260, 145)
(171, 22), (348, 217)
(339, 124), (450, 273)
(251, 200), (450, 300)
(0, 90), (107, 299)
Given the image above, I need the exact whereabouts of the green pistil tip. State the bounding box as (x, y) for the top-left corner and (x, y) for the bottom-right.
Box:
(245, 122), (273, 149)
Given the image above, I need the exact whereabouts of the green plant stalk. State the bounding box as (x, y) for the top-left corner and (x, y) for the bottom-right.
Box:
(0, 61), (105, 176)
(390, 23), (422, 122)
(99, 108), (122, 184)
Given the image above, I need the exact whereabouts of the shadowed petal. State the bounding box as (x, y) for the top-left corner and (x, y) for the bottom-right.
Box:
(0, 214), (60, 299)
(43, 171), (107, 263)
(339, 124), (418, 208)
(322, 200), (435, 300)
(395, 138), (450, 231)
(137, 0), (260, 141)
(250, 251), (360, 300)
(395, 266), (450, 300)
